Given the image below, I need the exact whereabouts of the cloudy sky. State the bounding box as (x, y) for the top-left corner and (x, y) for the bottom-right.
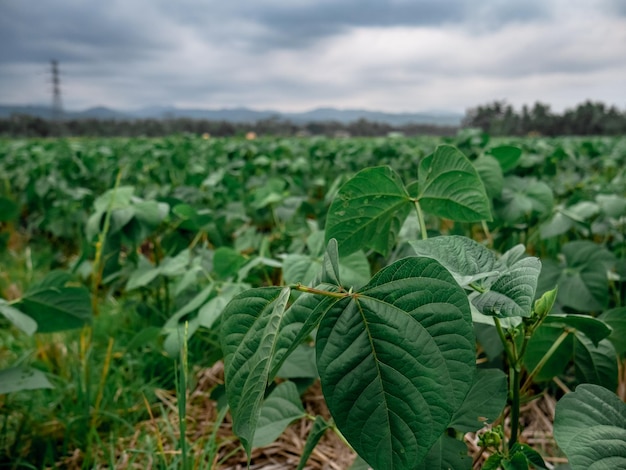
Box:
(1, 0), (625, 114)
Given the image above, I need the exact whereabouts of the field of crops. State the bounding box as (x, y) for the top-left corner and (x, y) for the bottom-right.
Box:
(1, 132), (625, 469)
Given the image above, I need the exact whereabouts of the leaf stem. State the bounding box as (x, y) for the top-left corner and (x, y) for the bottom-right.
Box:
(292, 284), (350, 299)
(412, 199), (428, 240)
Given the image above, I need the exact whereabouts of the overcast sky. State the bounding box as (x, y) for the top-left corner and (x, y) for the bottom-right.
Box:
(1, 0), (625, 114)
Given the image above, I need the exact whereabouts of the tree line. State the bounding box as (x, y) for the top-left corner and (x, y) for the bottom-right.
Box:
(0, 115), (456, 138)
(1, 100), (624, 138)
(463, 100), (626, 136)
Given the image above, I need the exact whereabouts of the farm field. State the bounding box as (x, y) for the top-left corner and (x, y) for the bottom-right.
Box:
(1, 132), (625, 469)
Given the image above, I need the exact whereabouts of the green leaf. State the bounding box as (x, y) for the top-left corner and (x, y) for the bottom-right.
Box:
(316, 257), (475, 469)
(554, 384), (626, 470)
(524, 325), (618, 388)
(276, 344), (317, 379)
(510, 443), (548, 469)
(450, 368), (507, 433)
(417, 434), (471, 470)
(495, 177), (553, 224)
(539, 241), (614, 312)
(599, 307), (626, 356)
(0, 299), (37, 335)
(282, 254), (322, 287)
(412, 236), (540, 318)
(159, 249), (191, 277)
(489, 145), (522, 173)
(543, 314), (612, 346)
(0, 366), (54, 394)
(483, 454), (503, 470)
(296, 416), (332, 470)
(221, 287), (291, 457)
(596, 194), (626, 218)
(126, 256), (161, 291)
(417, 145), (492, 222)
(325, 166), (412, 256)
(213, 247), (247, 279)
(410, 236), (498, 287)
(0, 197), (19, 222)
(502, 451), (530, 470)
(573, 334), (618, 391)
(472, 257), (541, 318)
(474, 155), (504, 199)
(197, 283), (247, 330)
(524, 325), (574, 382)
(252, 381), (306, 448)
(17, 281), (92, 333)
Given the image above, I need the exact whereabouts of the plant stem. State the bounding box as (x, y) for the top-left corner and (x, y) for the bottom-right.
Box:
(293, 284), (351, 299)
(413, 199), (428, 240)
(509, 363), (521, 449)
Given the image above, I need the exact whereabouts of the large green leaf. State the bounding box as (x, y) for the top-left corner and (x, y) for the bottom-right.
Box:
(573, 334), (618, 391)
(524, 325), (618, 389)
(450, 368), (507, 433)
(411, 236), (541, 318)
(410, 236), (498, 286)
(538, 241), (614, 312)
(488, 145), (522, 173)
(221, 287), (291, 456)
(252, 381), (305, 448)
(417, 145), (492, 222)
(417, 434), (472, 470)
(494, 176), (553, 224)
(599, 307), (626, 356)
(473, 155), (504, 199)
(16, 272), (92, 333)
(325, 166), (412, 256)
(0, 366), (54, 394)
(543, 314), (612, 346)
(471, 256), (541, 318)
(554, 384), (626, 470)
(316, 257), (475, 469)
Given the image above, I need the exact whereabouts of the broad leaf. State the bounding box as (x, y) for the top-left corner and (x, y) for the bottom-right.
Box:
(325, 166), (412, 256)
(472, 257), (541, 318)
(316, 257), (475, 469)
(252, 381), (305, 448)
(0, 366), (53, 394)
(410, 236), (498, 287)
(524, 325), (618, 388)
(554, 384), (626, 470)
(450, 368), (507, 433)
(543, 314), (612, 346)
(474, 155), (504, 199)
(221, 287), (291, 457)
(489, 145), (522, 173)
(412, 236), (540, 318)
(17, 275), (92, 333)
(599, 307), (626, 356)
(495, 176), (553, 224)
(417, 434), (471, 470)
(538, 241), (614, 312)
(417, 145), (492, 222)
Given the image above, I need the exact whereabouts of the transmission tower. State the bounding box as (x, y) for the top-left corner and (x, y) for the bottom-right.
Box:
(51, 60), (63, 120)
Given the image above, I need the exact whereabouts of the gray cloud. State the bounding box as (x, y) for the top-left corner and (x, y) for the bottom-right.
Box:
(0, 0), (624, 112)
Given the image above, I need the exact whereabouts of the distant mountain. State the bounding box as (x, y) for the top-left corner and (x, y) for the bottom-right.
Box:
(0, 104), (463, 126)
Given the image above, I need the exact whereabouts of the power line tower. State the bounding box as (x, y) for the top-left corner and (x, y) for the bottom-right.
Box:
(51, 60), (63, 120)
